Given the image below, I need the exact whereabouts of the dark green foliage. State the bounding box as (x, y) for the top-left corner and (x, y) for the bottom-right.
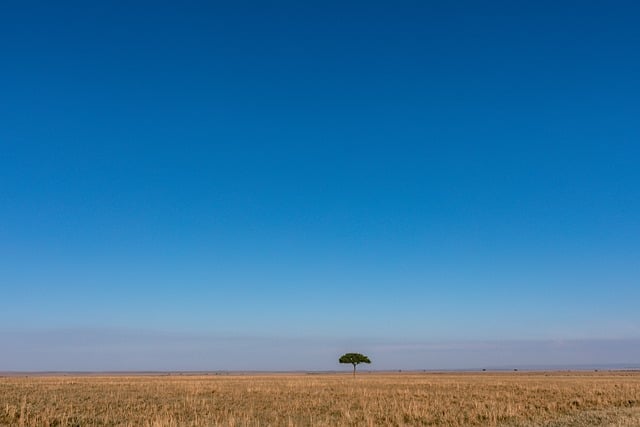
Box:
(339, 353), (371, 376)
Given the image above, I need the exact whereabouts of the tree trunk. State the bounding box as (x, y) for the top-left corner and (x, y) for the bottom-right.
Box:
(352, 364), (356, 377)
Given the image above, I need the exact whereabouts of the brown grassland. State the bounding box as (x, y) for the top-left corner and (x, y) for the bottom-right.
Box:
(1, 371), (640, 426)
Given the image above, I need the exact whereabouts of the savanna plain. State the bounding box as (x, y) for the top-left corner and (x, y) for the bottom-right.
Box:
(1, 372), (640, 426)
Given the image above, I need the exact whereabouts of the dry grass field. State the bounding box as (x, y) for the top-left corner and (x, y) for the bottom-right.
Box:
(1, 371), (640, 426)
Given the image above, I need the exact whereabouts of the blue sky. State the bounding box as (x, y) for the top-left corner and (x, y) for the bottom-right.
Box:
(1, 0), (639, 370)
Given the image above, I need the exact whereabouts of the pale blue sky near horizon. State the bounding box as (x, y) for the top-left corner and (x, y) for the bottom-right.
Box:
(1, 0), (639, 370)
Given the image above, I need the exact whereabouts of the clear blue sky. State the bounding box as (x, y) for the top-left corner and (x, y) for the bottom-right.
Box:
(1, 0), (639, 371)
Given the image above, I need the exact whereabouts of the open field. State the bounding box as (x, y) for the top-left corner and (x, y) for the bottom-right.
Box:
(1, 372), (640, 426)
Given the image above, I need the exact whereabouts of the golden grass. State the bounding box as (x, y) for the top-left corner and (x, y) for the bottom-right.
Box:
(1, 372), (639, 426)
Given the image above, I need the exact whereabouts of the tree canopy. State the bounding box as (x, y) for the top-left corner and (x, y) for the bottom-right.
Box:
(339, 353), (371, 376)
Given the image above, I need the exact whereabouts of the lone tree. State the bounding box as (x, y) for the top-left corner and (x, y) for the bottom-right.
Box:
(339, 353), (371, 377)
